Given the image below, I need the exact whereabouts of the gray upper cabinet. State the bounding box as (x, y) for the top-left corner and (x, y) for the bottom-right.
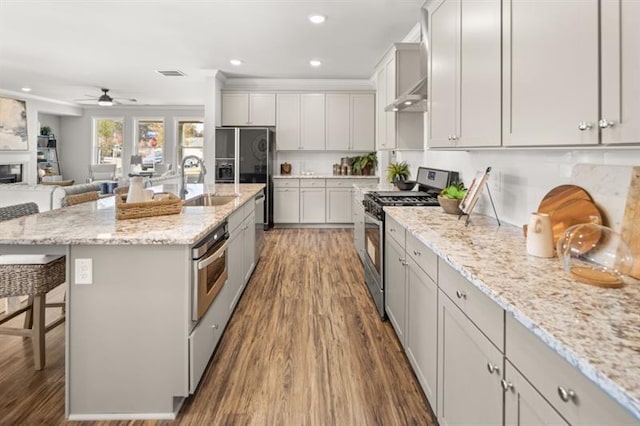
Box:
(325, 93), (375, 151)
(600, 0), (640, 145)
(277, 93), (325, 150)
(222, 93), (275, 126)
(428, 0), (501, 148)
(502, 0), (600, 146)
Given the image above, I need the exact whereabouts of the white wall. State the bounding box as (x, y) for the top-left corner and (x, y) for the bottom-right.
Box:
(0, 90), (82, 184)
(276, 151), (378, 176)
(59, 106), (204, 184)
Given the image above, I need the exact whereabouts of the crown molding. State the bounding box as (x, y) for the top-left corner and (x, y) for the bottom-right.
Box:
(222, 78), (375, 92)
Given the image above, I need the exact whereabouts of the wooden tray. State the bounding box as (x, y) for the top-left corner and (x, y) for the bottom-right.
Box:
(115, 192), (182, 220)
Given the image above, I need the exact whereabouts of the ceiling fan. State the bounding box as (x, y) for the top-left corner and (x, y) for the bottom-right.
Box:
(73, 88), (137, 106)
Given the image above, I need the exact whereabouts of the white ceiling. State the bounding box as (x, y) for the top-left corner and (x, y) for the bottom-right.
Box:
(0, 0), (422, 106)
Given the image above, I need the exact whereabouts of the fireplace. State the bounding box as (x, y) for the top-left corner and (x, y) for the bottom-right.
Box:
(0, 164), (24, 183)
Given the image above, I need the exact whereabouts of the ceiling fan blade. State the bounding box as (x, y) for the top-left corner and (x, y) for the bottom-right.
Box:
(113, 97), (138, 103)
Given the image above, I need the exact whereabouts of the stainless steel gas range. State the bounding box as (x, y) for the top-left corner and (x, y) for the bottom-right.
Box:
(362, 167), (459, 319)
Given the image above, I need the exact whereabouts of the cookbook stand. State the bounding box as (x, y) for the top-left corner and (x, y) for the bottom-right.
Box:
(457, 167), (501, 227)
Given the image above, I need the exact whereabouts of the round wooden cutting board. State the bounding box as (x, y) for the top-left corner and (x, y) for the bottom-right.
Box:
(546, 198), (603, 248)
(538, 184), (593, 214)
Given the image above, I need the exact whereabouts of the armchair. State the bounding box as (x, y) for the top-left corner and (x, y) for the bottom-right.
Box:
(88, 164), (116, 183)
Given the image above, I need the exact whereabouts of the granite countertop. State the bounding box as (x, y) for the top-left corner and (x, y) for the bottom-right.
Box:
(384, 206), (640, 419)
(353, 182), (397, 193)
(0, 183), (264, 246)
(273, 174), (379, 179)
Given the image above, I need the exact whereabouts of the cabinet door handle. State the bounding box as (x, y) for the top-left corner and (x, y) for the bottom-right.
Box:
(455, 290), (467, 299)
(451, 135), (458, 141)
(598, 119), (615, 129)
(501, 379), (513, 392)
(487, 362), (500, 375)
(389, 228), (395, 232)
(557, 386), (577, 403)
(578, 122), (593, 131)
(413, 250), (421, 256)
(212, 324), (219, 330)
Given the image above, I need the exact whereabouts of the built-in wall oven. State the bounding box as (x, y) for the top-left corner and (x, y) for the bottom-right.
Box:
(192, 222), (229, 322)
(362, 167), (459, 319)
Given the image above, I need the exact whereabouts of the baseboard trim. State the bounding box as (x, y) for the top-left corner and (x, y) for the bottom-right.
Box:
(68, 412), (177, 421)
(273, 224), (353, 229)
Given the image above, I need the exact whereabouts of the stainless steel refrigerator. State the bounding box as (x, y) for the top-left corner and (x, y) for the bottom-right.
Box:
(215, 127), (275, 228)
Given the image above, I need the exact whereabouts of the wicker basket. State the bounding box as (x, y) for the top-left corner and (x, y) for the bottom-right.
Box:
(0, 255), (66, 297)
(115, 192), (182, 220)
(63, 191), (100, 207)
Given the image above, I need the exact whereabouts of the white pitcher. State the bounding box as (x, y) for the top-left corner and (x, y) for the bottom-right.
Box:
(126, 176), (146, 203)
(526, 212), (554, 258)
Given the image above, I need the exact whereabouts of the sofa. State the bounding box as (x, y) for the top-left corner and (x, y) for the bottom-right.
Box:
(0, 183), (101, 211)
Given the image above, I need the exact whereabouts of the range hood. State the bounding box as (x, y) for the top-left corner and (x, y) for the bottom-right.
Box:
(384, 76), (427, 112)
(385, 7), (429, 113)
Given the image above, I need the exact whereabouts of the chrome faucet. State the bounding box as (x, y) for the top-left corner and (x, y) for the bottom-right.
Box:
(180, 155), (207, 198)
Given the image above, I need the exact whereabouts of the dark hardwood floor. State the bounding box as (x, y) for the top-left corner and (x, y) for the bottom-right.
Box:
(0, 229), (434, 425)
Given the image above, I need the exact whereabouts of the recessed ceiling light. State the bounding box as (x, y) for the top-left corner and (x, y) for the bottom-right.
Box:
(230, 59), (243, 66)
(309, 59), (322, 67)
(404, 101), (413, 105)
(308, 14), (326, 24)
(392, 107), (399, 112)
(21, 87), (32, 92)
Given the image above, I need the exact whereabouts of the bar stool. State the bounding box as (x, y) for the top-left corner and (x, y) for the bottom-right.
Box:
(0, 202), (66, 370)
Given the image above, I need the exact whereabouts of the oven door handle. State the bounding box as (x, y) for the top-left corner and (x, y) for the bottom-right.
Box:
(197, 241), (228, 270)
(364, 210), (383, 226)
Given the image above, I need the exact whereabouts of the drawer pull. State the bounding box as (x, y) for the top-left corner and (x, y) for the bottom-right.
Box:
(456, 290), (467, 299)
(212, 324), (219, 330)
(487, 362), (500, 375)
(558, 386), (577, 403)
(413, 250), (421, 256)
(390, 228), (395, 232)
(501, 379), (513, 392)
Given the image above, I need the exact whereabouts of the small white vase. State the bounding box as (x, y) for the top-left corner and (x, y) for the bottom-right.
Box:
(126, 177), (146, 203)
(526, 212), (554, 258)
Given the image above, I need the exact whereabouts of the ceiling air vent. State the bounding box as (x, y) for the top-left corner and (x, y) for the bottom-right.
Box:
(155, 70), (187, 77)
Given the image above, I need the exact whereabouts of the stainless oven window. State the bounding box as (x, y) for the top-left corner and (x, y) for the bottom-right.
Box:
(364, 215), (382, 275)
(193, 227), (229, 321)
(204, 241), (226, 293)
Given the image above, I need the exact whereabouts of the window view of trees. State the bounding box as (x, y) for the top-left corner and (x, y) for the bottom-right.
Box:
(137, 120), (164, 169)
(96, 119), (124, 169)
(179, 121), (204, 180)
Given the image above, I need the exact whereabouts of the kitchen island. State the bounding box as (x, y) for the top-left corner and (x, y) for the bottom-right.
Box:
(384, 206), (640, 424)
(0, 183), (264, 420)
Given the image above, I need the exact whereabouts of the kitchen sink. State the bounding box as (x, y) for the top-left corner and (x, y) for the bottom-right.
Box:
(184, 194), (238, 207)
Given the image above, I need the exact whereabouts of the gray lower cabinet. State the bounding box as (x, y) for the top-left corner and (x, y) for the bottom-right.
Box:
(326, 187), (352, 223)
(405, 256), (438, 411)
(437, 291), (503, 425)
(227, 225), (244, 312)
(384, 233), (406, 345)
(300, 187), (326, 223)
(189, 289), (227, 393)
(274, 187), (300, 223)
(506, 313), (638, 425)
(243, 210), (256, 284)
(352, 198), (365, 261)
(504, 360), (568, 425)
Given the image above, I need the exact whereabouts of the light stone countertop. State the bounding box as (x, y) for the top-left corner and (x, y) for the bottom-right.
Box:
(0, 183), (265, 246)
(353, 182), (397, 194)
(384, 206), (640, 420)
(273, 174), (380, 179)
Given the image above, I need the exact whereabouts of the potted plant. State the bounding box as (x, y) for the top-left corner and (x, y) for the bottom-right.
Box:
(352, 152), (378, 175)
(386, 161), (410, 182)
(40, 126), (52, 137)
(438, 181), (467, 215)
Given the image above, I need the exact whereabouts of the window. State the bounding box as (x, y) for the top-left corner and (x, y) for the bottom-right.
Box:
(94, 118), (124, 169)
(178, 120), (204, 181)
(136, 119), (165, 170)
